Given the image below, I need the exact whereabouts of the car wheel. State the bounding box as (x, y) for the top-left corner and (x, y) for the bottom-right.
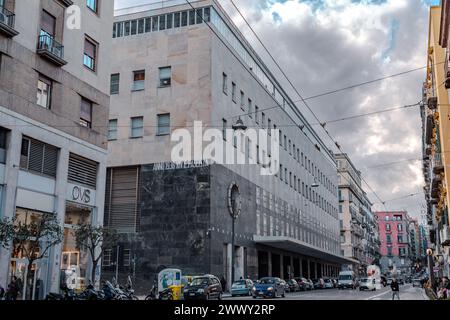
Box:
(218, 293), (222, 300)
(206, 293), (210, 301)
(252, 295), (256, 299)
(249, 290), (252, 296)
(281, 290), (285, 298)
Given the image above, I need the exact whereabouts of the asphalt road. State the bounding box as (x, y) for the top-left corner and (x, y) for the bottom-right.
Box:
(224, 284), (428, 300)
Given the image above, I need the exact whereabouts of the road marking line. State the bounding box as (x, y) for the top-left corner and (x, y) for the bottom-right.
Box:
(366, 290), (391, 300)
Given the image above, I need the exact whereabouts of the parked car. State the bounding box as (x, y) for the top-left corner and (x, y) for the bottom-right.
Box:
(280, 280), (290, 293)
(306, 279), (314, 290)
(183, 275), (223, 300)
(252, 277), (285, 299)
(323, 278), (334, 289)
(286, 279), (300, 292)
(359, 278), (376, 291)
(294, 278), (309, 291)
(231, 279), (253, 297)
(312, 278), (324, 289)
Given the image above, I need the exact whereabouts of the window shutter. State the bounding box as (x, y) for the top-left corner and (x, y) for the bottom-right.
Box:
(28, 140), (44, 173)
(84, 39), (96, 58)
(81, 99), (92, 122)
(43, 145), (58, 177)
(68, 153), (98, 189)
(104, 167), (140, 233)
(41, 11), (55, 36)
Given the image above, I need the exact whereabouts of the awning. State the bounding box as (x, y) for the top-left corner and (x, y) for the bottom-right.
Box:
(253, 235), (357, 265)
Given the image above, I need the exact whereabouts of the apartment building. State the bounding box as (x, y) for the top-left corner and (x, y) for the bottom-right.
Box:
(421, 4), (450, 280)
(375, 211), (415, 275)
(336, 153), (380, 275)
(103, 0), (349, 290)
(0, 0), (113, 298)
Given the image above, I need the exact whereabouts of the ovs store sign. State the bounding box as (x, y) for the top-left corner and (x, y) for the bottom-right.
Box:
(67, 183), (96, 206)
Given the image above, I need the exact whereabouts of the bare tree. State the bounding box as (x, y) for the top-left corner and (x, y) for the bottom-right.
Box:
(2, 212), (63, 299)
(73, 225), (118, 284)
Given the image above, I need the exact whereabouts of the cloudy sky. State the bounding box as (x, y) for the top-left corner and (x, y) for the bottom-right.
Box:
(115, 0), (440, 220)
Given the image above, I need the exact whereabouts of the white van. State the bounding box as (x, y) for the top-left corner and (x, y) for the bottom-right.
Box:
(338, 271), (357, 290)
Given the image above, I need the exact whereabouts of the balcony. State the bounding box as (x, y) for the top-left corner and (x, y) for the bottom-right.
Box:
(428, 97), (438, 110)
(440, 226), (450, 246)
(37, 34), (67, 66)
(0, 6), (19, 37)
(433, 153), (444, 175)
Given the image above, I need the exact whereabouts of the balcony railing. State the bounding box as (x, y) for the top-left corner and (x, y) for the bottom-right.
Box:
(37, 34), (67, 66)
(0, 6), (19, 37)
(433, 153), (444, 174)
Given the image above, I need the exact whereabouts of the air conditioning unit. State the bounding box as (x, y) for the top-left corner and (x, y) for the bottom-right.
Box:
(162, 79), (170, 86)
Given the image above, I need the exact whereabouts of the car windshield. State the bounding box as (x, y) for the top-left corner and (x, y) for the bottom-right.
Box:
(260, 278), (275, 284)
(233, 280), (246, 285)
(191, 278), (209, 286)
(339, 275), (352, 280)
(324, 279), (331, 283)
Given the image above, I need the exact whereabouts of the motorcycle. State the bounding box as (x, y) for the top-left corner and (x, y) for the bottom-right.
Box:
(145, 285), (173, 300)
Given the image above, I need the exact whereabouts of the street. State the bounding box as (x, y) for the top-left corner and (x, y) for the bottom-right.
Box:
(224, 284), (428, 301)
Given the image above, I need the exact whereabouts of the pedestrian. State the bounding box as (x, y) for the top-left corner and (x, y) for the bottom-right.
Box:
(220, 276), (227, 292)
(6, 276), (19, 301)
(391, 278), (400, 300)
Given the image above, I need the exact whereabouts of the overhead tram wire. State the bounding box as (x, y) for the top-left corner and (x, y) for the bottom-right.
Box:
(229, 0), (387, 208)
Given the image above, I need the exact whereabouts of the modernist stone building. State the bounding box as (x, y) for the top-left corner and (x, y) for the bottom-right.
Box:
(0, 0), (113, 298)
(104, 0), (351, 290)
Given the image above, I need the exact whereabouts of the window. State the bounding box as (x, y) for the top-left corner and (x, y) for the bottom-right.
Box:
(20, 137), (58, 178)
(284, 135), (287, 150)
(255, 106), (259, 124)
(124, 21), (130, 36)
(386, 235), (392, 244)
(110, 73), (120, 94)
(189, 10), (195, 25)
(130, 20), (137, 35)
(196, 8), (203, 24)
(130, 117), (143, 138)
(159, 15), (166, 30)
(132, 70), (145, 91)
(80, 98), (92, 128)
(166, 14), (173, 29)
(181, 11), (188, 27)
(240, 91), (245, 110)
(279, 165), (283, 181)
(152, 16), (159, 31)
(103, 249), (112, 267)
(68, 153), (98, 188)
(267, 119), (271, 134)
(37, 75), (52, 109)
(262, 113), (266, 129)
(41, 10), (55, 38)
(159, 67), (171, 87)
(174, 13), (181, 28)
(0, 128), (6, 164)
(84, 37), (97, 71)
(222, 119), (227, 141)
(108, 119), (118, 141)
(87, 0), (98, 13)
(157, 114), (170, 136)
(387, 246), (393, 256)
(204, 7), (211, 22)
(386, 223), (391, 231)
(248, 99), (253, 118)
(123, 249), (131, 267)
(222, 73), (228, 94)
(398, 224), (403, 231)
(289, 140), (292, 155)
(398, 235), (404, 243)
(284, 168), (287, 184)
(137, 19), (144, 33)
(231, 82), (236, 102)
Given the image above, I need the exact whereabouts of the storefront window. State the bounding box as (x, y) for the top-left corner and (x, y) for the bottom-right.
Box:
(61, 203), (92, 290)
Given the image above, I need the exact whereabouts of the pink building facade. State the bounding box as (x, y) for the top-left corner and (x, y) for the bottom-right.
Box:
(375, 211), (414, 275)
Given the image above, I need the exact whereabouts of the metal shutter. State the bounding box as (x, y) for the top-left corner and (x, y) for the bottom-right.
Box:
(43, 145), (58, 177)
(68, 153), (98, 189)
(104, 167), (140, 233)
(28, 140), (44, 174)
